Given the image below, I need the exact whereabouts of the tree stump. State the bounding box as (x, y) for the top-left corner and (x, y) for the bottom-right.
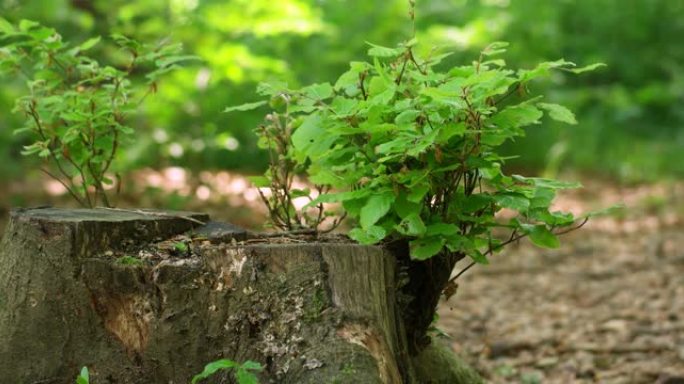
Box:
(0, 208), (480, 384)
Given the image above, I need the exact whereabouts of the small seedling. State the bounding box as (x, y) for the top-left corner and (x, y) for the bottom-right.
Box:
(75, 366), (89, 384)
(173, 241), (189, 255)
(192, 359), (263, 384)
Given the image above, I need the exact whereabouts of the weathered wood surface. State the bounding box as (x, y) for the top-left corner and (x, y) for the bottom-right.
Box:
(0, 208), (480, 384)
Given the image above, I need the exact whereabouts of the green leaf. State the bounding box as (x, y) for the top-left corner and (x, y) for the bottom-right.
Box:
(527, 225), (560, 249)
(349, 225), (387, 245)
(538, 103), (577, 125)
(18, 19), (40, 32)
(77, 36), (101, 52)
(567, 63), (606, 74)
(495, 193), (530, 212)
(76, 367), (89, 384)
(192, 359), (238, 384)
(513, 175), (582, 189)
(468, 250), (489, 264)
(407, 184), (429, 203)
(291, 113), (336, 160)
(491, 103), (543, 129)
(240, 361), (264, 371)
(235, 368), (259, 384)
(248, 176), (270, 188)
(410, 237), (445, 260)
(420, 87), (467, 109)
(396, 214), (426, 236)
(394, 193), (421, 218)
(580, 204), (625, 219)
(366, 42), (402, 58)
(301, 83), (334, 100)
(0, 17), (15, 33)
(156, 55), (201, 68)
(426, 223), (459, 237)
(223, 101), (267, 113)
(395, 110), (421, 125)
(518, 59), (575, 82)
(481, 41), (509, 56)
(360, 193), (395, 229)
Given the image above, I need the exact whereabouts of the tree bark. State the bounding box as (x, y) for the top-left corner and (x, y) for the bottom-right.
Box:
(0, 208), (480, 384)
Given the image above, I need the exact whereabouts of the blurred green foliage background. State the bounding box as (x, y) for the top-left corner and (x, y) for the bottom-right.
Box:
(1, 0), (683, 186)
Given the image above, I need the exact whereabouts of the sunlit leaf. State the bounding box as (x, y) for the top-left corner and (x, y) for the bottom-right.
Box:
(360, 192), (394, 229)
(366, 42), (403, 57)
(223, 101), (267, 113)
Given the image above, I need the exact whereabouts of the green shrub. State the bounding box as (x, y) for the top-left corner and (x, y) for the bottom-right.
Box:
(231, 39), (601, 263)
(0, 19), (195, 207)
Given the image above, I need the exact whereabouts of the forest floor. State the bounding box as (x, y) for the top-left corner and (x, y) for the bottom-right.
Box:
(438, 181), (684, 383)
(1, 170), (683, 383)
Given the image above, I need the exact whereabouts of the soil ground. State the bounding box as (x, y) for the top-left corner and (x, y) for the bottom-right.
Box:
(438, 181), (684, 383)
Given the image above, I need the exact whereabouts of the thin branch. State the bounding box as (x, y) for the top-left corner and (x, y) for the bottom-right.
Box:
(449, 218), (589, 284)
(554, 217), (589, 235)
(40, 168), (85, 206)
(395, 52), (410, 85)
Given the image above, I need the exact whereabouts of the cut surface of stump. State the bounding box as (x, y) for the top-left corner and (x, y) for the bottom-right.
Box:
(0, 207), (480, 384)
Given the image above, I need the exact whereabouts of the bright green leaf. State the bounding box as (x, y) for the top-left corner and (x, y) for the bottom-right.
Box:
(360, 193), (395, 229)
(538, 102), (577, 125)
(397, 214), (426, 236)
(367, 42), (403, 58)
(349, 225), (387, 244)
(567, 63), (606, 74)
(410, 237), (445, 260)
(527, 225), (560, 248)
(223, 101), (267, 113)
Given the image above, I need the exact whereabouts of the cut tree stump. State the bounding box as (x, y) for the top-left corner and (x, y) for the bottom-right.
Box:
(0, 207), (481, 384)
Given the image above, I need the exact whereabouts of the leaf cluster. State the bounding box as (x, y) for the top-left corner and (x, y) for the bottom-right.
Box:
(0, 19), (197, 207)
(234, 40), (601, 262)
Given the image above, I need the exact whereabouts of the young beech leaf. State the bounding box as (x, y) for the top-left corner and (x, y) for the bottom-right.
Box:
(248, 176), (270, 188)
(538, 102), (577, 125)
(366, 42), (403, 58)
(518, 59), (575, 83)
(76, 367), (89, 384)
(192, 359), (239, 384)
(301, 82), (334, 100)
(410, 237), (446, 260)
(360, 193), (395, 229)
(223, 101), (267, 113)
(291, 113), (336, 160)
(77, 36), (101, 52)
(482, 41), (509, 56)
(580, 204), (625, 219)
(490, 103), (543, 129)
(235, 369), (259, 384)
(396, 214), (426, 236)
(426, 223), (459, 237)
(349, 226), (387, 245)
(495, 193), (530, 212)
(394, 193), (421, 218)
(567, 63), (606, 74)
(527, 225), (560, 248)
